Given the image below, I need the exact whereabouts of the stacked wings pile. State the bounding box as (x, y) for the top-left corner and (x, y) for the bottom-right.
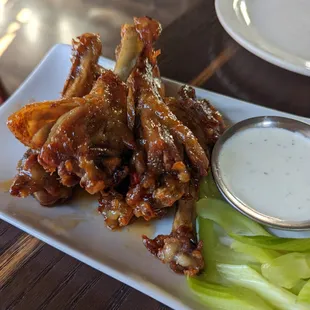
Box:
(7, 17), (225, 276)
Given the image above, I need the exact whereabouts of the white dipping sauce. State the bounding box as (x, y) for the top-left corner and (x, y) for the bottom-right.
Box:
(219, 127), (310, 221)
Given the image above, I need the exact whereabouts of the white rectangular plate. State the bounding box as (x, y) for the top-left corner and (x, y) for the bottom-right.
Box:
(1, 44), (310, 310)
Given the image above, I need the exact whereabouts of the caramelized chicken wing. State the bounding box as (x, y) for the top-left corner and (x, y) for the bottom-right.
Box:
(166, 85), (225, 152)
(7, 17), (226, 277)
(143, 184), (204, 276)
(62, 33), (102, 98)
(39, 70), (135, 194)
(131, 19), (209, 176)
(10, 149), (72, 205)
(99, 189), (134, 230)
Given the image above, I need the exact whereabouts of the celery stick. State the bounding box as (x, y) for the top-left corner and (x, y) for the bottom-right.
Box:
(197, 198), (271, 236)
(231, 241), (280, 264)
(187, 276), (274, 310)
(217, 264), (307, 310)
(199, 173), (223, 200)
(231, 235), (310, 252)
(200, 263), (225, 285)
(199, 217), (257, 265)
(261, 253), (310, 289)
(298, 278), (310, 305)
(212, 243), (258, 265)
(198, 217), (217, 262)
(291, 280), (307, 295)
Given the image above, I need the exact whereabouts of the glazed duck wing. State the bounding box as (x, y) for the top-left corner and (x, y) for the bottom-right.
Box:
(7, 33), (103, 149)
(166, 85), (226, 153)
(39, 70), (135, 194)
(6, 17), (227, 277)
(7, 98), (84, 150)
(99, 18), (188, 227)
(131, 17), (209, 176)
(127, 17), (208, 218)
(99, 17), (209, 229)
(124, 17), (208, 275)
(10, 149), (72, 206)
(62, 33), (102, 98)
(143, 184), (204, 276)
(8, 33), (104, 203)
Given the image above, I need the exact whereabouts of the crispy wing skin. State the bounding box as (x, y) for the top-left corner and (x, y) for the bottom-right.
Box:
(10, 149), (72, 206)
(7, 33), (102, 201)
(7, 19), (226, 277)
(166, 85), (225, 152)
(121, 17), (206, 223)
(131, 18), (209, 177)
(127, 17), (205, 275)
(99, 189), (134, 230)
(135, 75), (209, 176)
(7, 98), (84, 149)
(7, 33), (102, 149)
(62, 33), (102, 98)
(100, 17), (205, 227)
(39, 70), (135, 194)
(143, 184), (204, 276)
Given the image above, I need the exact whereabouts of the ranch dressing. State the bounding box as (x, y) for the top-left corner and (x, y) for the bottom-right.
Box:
(218, 127), (310, 221)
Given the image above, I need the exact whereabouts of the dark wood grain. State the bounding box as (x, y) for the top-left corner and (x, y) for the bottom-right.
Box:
(2, 0), (310, 309)
(158, 0), (310, 117)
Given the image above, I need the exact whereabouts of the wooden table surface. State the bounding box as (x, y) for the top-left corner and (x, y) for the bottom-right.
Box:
(1, 0), (310, 309)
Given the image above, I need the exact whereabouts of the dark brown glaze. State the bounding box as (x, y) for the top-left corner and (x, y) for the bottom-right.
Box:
(143, 185), (204, 276)
(99, 18), (208, 250)
(131, 20), (209, 176)
(10, 149), (72, 206)
(121, 17), (204, 224)
(7, 34), (103, 204)
(143, 227), (203, 276)
(62, 33), (102, 98)
(98, 189), (134, 230)
(133, 16), (165, 97)
(6, 16), (226, 277)
(166, 85), (225, 152)
(39, 70), (135, 194)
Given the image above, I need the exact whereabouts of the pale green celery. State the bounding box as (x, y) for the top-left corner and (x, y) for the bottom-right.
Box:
(247, 263), (262, 274)
(198, 217), (217, 262)
(187, 276), (274, 310)
(217, 264), (307, 310)
(197, 198), (271, 236)
(261, 253), (310, 289)
(198, 217), (256, 284)
(199, 173), (223, 200)
(198, 218), (234, 284)
(200, 263), (227, 286)
(199, 217), (257, 265)
(298, 279), (310, 305)
(231, 234), (310, 252)
(212, 243), (258, 265)
(198, 219), (230, 285)
(232, 241), (280, 264)
(291, 280), (307, 295)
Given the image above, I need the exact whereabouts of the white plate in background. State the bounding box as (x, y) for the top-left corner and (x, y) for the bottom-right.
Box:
(1, 44), (310, 310)
(215, 0), (310, 76)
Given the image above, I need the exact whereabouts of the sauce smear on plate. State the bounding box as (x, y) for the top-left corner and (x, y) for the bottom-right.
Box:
(219, 127), (310, 221)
